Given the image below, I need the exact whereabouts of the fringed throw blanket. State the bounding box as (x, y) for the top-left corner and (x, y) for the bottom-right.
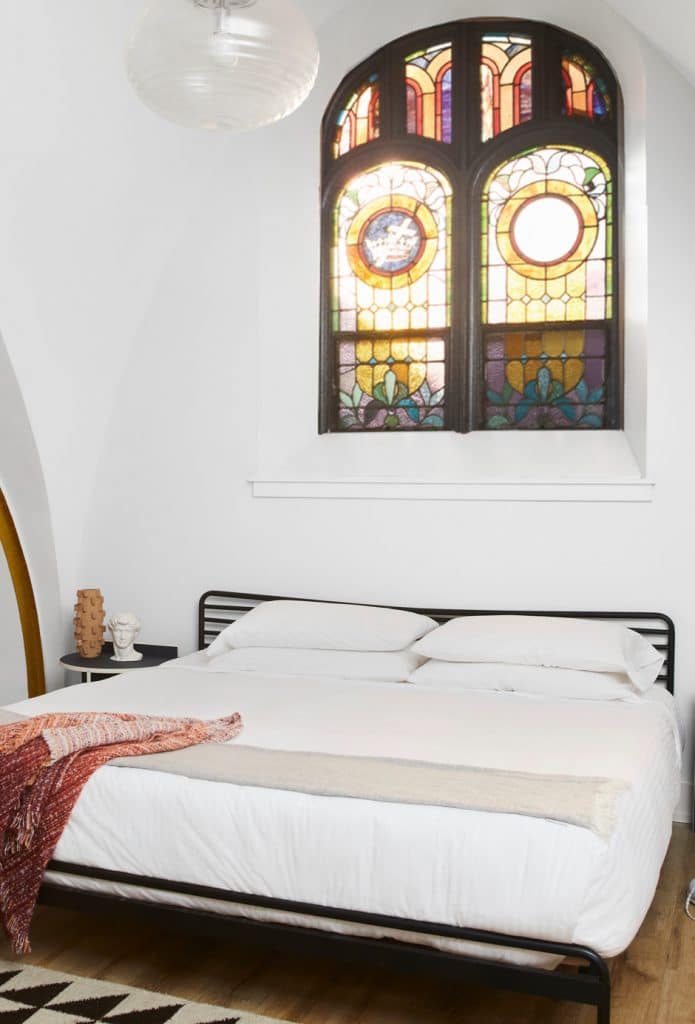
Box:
(0, 711), (243, 955)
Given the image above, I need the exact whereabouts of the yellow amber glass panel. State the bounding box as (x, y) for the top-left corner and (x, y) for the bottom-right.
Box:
(506, 361), (525, 393)
(565, 331), (585, 357)
(525, 335), (543, 357)
(543, 334), (564, 357)
(546, 299), (567, 321)
(566, 298), (586, 320)
(505, 335), (525, 359)
(564, 359), (585, 390)
(527, 300), (547, 321)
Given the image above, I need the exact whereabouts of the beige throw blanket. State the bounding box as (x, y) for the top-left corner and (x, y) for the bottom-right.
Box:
(114, 744), (627, 839)
(1, 710), (627, 838)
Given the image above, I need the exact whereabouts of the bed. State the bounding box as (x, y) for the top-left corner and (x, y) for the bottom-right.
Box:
(3, 593), (681, 1024)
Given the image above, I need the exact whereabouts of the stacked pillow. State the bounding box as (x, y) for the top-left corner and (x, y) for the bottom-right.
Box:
(409, 615), (664, 699)
(205, 600), (437, 682)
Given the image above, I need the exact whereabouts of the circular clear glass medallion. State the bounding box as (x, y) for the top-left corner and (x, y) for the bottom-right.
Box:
(511, 195), (583, 266)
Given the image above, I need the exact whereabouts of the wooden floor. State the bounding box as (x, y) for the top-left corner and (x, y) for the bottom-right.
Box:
(2, 825), (694, 1023)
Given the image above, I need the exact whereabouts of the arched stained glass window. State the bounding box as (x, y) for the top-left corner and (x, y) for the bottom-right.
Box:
(482, 146), (612, 429)
(406, 43), (453, 143)
(481, 33), (532, 142)
(332, 162), (452, 430)
(562, 55), (611, 120)
(320, 21), (621, 433)
(334, 74), (380, 157)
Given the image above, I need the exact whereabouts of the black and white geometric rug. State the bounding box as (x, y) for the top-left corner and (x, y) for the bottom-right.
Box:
(0, 961), (293, 1023)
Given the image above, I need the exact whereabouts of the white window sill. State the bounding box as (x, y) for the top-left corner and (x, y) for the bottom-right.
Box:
(252, 430), (650, 502)
(251, 478), (654, 502)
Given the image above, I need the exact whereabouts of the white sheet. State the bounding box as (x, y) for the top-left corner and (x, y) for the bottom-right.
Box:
(7, 664), (681, 965)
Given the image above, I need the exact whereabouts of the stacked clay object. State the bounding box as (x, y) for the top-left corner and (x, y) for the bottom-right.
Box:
(74, 589), (105, 658)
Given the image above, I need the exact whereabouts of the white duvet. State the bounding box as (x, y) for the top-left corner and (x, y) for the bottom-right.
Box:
(6, 658), (681, 966)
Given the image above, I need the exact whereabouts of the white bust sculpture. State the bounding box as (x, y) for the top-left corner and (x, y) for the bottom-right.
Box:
(108, 611), (143, 662)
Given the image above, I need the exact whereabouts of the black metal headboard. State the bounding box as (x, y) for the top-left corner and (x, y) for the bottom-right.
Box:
(199, 591), (676, 694)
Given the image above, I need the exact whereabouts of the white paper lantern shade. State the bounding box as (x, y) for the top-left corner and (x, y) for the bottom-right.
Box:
(126, 0), (320, 132)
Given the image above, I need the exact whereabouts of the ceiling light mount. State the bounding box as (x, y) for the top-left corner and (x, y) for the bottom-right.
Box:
(192, 0), (257, 9)
(127, 0), (319, 132)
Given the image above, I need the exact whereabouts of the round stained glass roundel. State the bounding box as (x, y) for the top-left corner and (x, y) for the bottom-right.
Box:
(346, 193), (440, 289)
(510, 195), (583, 266)
(360, 210), (425, 275)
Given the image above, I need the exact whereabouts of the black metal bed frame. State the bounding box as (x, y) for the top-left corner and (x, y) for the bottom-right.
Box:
(40, 591), (677, 1024)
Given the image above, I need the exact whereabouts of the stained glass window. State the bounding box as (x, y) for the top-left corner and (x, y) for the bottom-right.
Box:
(321, 21), (621, 433)
(482, 146), (612, 325)
(334, 74), (380, 158)
(562, 55), (611, 121)
(405, 43), (453, 143)
(484, 329), (606, 429)
(331, 162), (452, 334)
(331, 161), (451, 430)
(481, 34), (532, 142)
(339, 339), (446, 430)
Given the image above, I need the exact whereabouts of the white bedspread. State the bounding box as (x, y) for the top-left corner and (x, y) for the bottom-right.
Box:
(6, 661), (681, 965)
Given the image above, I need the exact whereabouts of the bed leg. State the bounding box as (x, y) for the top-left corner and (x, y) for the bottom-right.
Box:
(596, 985), (611, 1024)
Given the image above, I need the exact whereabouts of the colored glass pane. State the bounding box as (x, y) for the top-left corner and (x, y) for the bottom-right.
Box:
(482, 146), (613, 326)
(481, 34), (532, 142)
(331, 161), (452, 333)
(562, 55), (611, 121)
(338, 338), (446, 430)
(334, 74), (380, 158)
(484, 329), (606, 428)
(405, 43), (453, 142)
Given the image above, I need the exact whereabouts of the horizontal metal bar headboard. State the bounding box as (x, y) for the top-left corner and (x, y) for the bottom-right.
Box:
(199, 591), (676, 694)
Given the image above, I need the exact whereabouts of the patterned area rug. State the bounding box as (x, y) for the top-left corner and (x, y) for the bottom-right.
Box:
(0, 960), (292, 1023)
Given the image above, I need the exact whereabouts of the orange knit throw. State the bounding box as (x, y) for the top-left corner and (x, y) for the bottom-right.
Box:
(0, 711), (243, 954)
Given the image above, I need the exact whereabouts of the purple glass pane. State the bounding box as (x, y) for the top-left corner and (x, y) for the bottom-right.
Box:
(441, 68), (453, 143)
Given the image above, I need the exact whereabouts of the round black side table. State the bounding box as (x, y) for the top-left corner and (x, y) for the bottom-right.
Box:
(60, 643), (178, 683)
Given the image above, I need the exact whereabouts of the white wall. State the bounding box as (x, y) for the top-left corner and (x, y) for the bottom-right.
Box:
(0, 2), (693, 812)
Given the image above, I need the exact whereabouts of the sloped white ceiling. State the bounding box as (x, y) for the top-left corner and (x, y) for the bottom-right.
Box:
(298, 0), (352, 27)
(605, 0), (695, 83)
(300, 0), (695, 84)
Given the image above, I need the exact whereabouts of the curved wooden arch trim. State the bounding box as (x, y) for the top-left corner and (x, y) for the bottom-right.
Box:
(0, 488), (46, 698)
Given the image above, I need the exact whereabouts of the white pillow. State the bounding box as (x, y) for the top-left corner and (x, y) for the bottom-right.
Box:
(408, 661), (642, 700)
(412, 615), (664, 692)
(206, 600), (437, 656)
(206, 647), (425, 682)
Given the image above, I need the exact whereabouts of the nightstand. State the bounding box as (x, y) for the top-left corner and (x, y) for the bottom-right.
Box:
(60, 643), (178, 683)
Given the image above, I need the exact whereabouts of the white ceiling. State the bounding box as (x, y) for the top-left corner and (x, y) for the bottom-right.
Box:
(298, 0), (695, 85)
(605, 0), (695, 84)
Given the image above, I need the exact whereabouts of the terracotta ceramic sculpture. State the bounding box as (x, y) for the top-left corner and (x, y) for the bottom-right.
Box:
(73, 589), (105, 659)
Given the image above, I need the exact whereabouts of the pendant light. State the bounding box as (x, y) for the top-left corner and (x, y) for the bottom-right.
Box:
(126, 0), (319, 132)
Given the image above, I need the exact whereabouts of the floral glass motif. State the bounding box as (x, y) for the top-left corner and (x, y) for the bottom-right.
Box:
(339, 338), (446, 429)
(562, 55), (611, 121)
(484, 329), (606, 428)
(334, 74), (380, 158)
(405, 43), (453, 143)
(481, 34), (532, 142)
(482, 146), (613, 325)
(331, 161), (452, 333)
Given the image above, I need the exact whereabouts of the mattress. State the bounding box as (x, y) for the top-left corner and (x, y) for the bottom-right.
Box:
(6, 659), (682, 967)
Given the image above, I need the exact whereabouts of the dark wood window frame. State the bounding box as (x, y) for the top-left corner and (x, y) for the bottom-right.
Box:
(319, 19), (622, 434)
